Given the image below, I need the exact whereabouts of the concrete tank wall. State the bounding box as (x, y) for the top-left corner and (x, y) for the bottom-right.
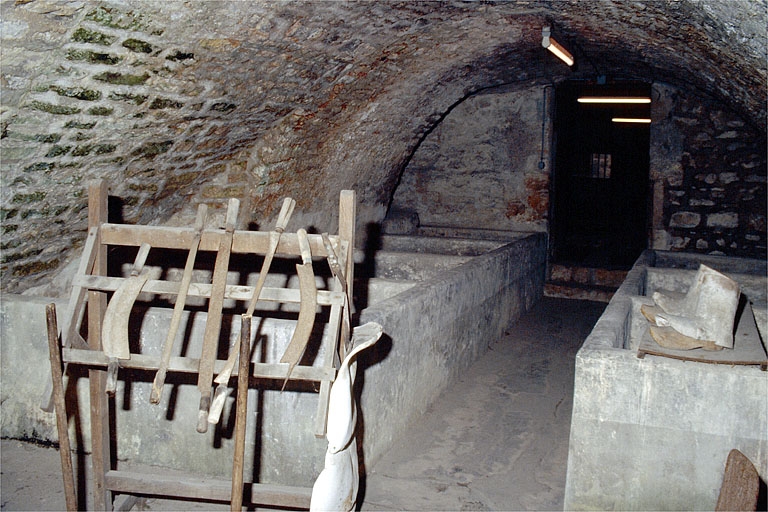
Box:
(564, 250), (768, 510)
(0, 232), (546, 487)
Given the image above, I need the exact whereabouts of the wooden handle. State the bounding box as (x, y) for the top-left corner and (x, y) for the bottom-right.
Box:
(297, 229), (311, 264)
(230, 314), (251, 511)
(150, 204), (207, 404)
(196, 199), (239, 433)
(276, 198), (296, 233)
(131, 243), (151, 276)
(45, 303), (78, 511)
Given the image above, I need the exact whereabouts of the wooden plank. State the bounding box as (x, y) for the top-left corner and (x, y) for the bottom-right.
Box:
(716, 449), (760, 511)
(40, 225), (97, 412)
(197, 199), (238, 433)
(104, 471), (312, 509)
(230, 315), (251, 511)
(73, 275), (345, 306)
(100, 223), (336, 257)
(45, 303), (78, 511)
(314, 302), (343, 437)
(87, 179), (111, 510)
(63, 349), (335, 382)
(338, 191), (355, 359)
(637, 302), (767, 369)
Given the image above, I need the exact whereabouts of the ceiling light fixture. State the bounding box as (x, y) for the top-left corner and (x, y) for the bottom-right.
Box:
(612, 117), (652, 124)
(578, 97), (652, 104)
(542, 26), (574, 67)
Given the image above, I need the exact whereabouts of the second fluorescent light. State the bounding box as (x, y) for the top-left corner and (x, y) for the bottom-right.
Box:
(578, 97), (651, 104)
(612, 117), (651, 124)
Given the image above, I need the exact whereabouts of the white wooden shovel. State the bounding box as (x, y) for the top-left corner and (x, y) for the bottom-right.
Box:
(102, 242), (151, 395)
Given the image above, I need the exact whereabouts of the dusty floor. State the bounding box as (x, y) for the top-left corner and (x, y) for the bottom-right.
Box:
(1, 297), (605, 511)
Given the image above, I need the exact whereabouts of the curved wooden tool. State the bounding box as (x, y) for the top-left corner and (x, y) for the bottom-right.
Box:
(280, 228), (317, 389)
(150, 204), (208, 404)
(196, 198), (239, 434)
(102, 242), (151, 396)
(209, 197), (295, 425)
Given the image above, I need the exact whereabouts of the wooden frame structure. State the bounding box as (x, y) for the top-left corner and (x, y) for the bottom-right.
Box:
(45, 180), (356, 510)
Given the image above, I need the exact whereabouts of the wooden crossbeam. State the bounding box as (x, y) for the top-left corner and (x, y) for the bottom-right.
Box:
(100, 223), (338, 257)
(105, 471), (312, 509)
(62, 348), (335, 382)
(73, 275), (345, 306)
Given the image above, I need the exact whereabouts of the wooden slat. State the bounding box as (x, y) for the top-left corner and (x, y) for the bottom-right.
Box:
(45, 304), (77, 511)
(314, 302), (343, 437)
(73, 276), (344, 306)
(87, 179), (111, 510)
(100, 223), (337, 257)
(105, 470), (311, 509)
(73, 275), (345, 306)
(62, 348), (335, 382)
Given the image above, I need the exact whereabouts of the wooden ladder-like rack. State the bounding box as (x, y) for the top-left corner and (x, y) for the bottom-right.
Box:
(44, 180), (356, 510)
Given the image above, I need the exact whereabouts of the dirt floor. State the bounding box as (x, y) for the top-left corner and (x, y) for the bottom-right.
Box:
(1, 297), (605, 511)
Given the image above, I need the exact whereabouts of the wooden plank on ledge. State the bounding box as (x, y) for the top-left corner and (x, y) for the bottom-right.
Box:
(105, 470), (312, 509)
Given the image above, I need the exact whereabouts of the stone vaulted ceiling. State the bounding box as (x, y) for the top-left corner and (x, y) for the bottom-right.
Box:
(1, 0), (766, 292)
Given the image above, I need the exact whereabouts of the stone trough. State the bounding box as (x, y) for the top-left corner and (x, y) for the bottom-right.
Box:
(564, 250), (768, 510)
(0, 231), (546, 491)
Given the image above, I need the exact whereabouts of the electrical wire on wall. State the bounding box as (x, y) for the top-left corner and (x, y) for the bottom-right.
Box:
(539, 85), (553, 170)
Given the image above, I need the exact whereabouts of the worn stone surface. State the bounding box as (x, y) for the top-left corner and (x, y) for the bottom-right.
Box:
(390, 85), (551, 233)
(1, 0), (766, 292)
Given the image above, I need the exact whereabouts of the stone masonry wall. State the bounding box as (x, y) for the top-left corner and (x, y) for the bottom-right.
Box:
(0, 1), (765, 294)
(1, 2), (249, 291)
(651, 84), (767, 259)
(389, 83), (551, 233)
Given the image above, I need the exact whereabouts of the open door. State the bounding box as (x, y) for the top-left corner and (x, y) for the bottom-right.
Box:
(551, 81), (650, 268)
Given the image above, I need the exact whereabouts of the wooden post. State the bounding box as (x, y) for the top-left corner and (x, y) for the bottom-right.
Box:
(45, 303), (78, 511)
(88, 179), (111, 510)
(231, 314), (251, 511)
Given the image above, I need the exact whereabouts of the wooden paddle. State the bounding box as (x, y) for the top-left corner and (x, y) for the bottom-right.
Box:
(208, 198), (295, 425)
(102, 242), (151, 396)
(196, 198), (239, 433)
(280, 228), (317, 389)
(150, 204), (208, 404)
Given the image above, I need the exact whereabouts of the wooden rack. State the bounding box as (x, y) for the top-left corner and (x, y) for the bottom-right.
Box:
(45, 180), (356, 510)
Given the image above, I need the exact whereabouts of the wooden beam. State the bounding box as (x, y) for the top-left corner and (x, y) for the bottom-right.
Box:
(105, 471), (312, 509)
(87, 179), (111, 510)
(62, 349), (335, 382)
(72, 275), (345, 306)
(100, 224), (337, 257)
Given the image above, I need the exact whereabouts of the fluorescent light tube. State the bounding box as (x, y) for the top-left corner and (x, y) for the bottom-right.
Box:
(542, 27), (574, 67)
(612, 117), (651, 123)
(578, 97), (651, 104)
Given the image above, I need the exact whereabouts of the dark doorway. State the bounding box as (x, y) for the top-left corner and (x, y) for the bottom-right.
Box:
(551, 81), (650, 268)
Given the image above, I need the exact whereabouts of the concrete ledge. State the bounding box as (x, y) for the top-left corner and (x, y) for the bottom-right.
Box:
(565, 250), (768, 510)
